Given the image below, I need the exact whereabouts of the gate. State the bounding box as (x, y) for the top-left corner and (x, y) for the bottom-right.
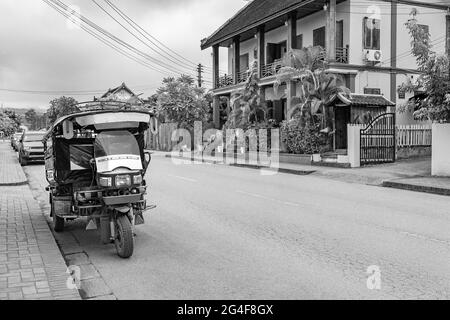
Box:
(360, 113), (396, 165)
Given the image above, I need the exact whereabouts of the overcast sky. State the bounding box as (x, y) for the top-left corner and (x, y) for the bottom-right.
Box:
(0, 0), (247, 110)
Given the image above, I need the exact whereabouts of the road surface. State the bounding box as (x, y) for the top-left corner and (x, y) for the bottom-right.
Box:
(24, 155), (450, 299)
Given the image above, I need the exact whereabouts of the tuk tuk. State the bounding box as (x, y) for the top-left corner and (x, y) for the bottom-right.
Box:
(43, 101), (158, 258)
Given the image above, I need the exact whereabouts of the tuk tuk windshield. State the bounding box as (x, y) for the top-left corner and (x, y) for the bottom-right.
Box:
(94, 131), (140, 158)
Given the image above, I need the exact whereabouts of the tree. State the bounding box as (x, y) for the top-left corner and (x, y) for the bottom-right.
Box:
(47, 96), (79, 125)
(223, 64), (269, 130)
(0, 112), (19, 136)
(398, 9), (450, 122)
(25, 109), (38, 130)
(3, 109), (22, 129)
(274, 46), (350, 150)
(155, 75), (211, 130)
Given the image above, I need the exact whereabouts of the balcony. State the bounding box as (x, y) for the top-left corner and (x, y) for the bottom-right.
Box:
(216, 74), (233, 88)
(214, 46), (349, 88)
(335, 46), (349, 64)
(261, 59), (283, 78)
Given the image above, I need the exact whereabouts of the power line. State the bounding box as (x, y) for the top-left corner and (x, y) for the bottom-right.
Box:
(103, 0), (225, 75)
(91, 0), (202, 75)
(48, 0), (207, 79)
(380, 35), (446, 65)
(103, 0), (205, 70)
(42, 0), (178, 77)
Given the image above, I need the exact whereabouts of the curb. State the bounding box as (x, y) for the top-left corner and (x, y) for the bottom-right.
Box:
(382, 180), (450, 196)
(0, 180), (28, 186)
(165, 154), (316, 175)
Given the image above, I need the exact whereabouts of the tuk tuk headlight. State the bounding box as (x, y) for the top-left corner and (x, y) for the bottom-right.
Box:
(99, 176), (112, 187)
(115, 175), (131, 187)
(133, 174), (143, 185)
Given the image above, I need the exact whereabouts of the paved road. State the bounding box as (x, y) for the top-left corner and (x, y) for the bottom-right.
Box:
(24, 156), (450, 299)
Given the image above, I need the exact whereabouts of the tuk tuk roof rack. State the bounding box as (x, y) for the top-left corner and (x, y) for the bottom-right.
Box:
(42, 101), (155, 142)
(76, 101), (147, 112)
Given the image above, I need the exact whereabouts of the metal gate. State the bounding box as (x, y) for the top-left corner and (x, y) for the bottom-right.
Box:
(360, 113), (396, 165)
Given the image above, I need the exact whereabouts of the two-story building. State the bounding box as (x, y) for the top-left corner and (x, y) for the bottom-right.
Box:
(201, 0), (450, 139)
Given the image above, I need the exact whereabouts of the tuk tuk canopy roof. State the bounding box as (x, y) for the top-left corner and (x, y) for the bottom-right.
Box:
(43, 109), (154, 142)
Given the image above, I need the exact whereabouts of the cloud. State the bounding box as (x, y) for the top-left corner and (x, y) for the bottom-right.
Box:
(0, 0), (245, 109)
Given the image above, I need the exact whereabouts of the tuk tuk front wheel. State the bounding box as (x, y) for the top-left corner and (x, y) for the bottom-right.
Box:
(114, 215), (134, 258)
(100, 216), (111, 244)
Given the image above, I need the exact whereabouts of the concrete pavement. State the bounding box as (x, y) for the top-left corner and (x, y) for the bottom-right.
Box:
(0, 142), (27, 186)
(24, 155), (450, 299)
(165, 151), (450, 196)
(0, 141), (81, 300)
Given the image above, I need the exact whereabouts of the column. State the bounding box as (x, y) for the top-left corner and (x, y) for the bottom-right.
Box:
(256, 26), (265, 78)
(390, 0), (398, 103)
(212, 95), (220, 129)
(446, 12), (450, 57)
(212, 45), (219, 89)
(233, 36), (240, 84)
(286, 13), (297, 119)
(326, 0), (336, 62)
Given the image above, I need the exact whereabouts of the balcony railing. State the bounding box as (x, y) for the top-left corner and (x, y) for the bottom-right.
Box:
(261, 59), (283, 78)
(214, 46), (349, 88)
(336, 46), (349, 64)
(237, 69), (250, 84)
(216, 74), (233, 88)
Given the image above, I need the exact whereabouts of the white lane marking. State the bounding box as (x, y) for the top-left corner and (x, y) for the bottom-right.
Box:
(236, 190), (300, 207)
(400, 231), (449, 245)
(168, 174), (197, 183)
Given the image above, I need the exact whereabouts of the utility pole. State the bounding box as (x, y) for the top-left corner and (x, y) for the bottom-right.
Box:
(197, 63), (204, 87)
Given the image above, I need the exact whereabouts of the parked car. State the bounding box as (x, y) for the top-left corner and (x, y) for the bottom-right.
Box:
(18, 131), (46, 166)
(11, 132), (23, 151)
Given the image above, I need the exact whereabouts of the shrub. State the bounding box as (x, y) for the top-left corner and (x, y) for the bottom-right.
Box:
(280, 117), (325, 154)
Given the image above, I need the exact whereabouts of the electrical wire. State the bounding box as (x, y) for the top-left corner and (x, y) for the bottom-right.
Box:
(42, 0), (179, 77)
(91, 0), (203, 75)
(48, 0), (206, 80)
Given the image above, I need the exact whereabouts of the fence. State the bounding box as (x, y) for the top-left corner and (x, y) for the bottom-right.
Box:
(146, 123), (178, 152)
(396, 124), (432, 147)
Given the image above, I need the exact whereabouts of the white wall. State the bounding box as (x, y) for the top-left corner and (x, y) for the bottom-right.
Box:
(432, 123), (450, 176)
(297, 1), (350, 49)
(347, 0), (392, 66)
(355, 70), (391, 96)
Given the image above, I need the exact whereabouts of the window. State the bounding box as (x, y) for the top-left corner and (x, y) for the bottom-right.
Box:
(239, 53), (249, 71)
(313, 26), (326, 48)
(266, 41), (287, 63)
(363, 17), (380, 50)
(294, 34), (303, 49)
(364, 88), (381, 95)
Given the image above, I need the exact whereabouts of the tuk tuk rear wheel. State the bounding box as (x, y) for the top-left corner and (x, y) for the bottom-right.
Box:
(19, 154), (27, 166)
(114, 215), (134, 258)
(52, 202), (64, 232)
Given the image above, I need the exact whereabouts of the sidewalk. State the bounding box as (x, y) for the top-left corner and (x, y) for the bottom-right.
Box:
(0, 142), (27, 186)
(0, 142), (81, 300)
(159, 151), (449, 196)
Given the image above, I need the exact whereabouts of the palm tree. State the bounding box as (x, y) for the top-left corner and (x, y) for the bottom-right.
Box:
(273, 46), (350, 149)
(224, 62), (267, 129)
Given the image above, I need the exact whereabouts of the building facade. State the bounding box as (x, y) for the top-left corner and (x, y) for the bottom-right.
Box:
(201, 0), (450, 129)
